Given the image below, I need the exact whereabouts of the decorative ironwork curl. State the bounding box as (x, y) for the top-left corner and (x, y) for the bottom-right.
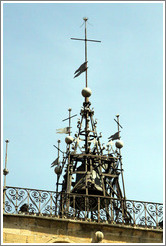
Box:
(8, 188), (17, 200)
(147, 204), (156, 217)
(40, 192), (49, 203)
(3, 186), (163, 229)
(116, 212), (123, 223)
(67, 207), (75, 218)
(134, 202), (143, 214)
(139, 216), (146, 226)
(88, 197), (98, 211)
(75, 197), (84, 211)
(5, 201), (12, 213)
(146, 216), (155, 227)
(31, 190), (40, 202)
(157, 205), (163, 217)
(17, 189), (26, 201)
(78, 210), (85, 219)
(43, 205), (53, 214)
(28, 203), (38, 214)
(139, 215), (155, 227)
(126, 201), (133, 214)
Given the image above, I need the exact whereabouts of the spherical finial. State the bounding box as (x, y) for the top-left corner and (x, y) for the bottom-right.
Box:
(5, 139), (9, 143)
(115, 140), (124, 149)
(65, 136), (73, 144)
(3, 168), (9, 176)
(82, 87), (92, 98)
(54, 166), (62, 175)
(95, 231), (104, 243)
(58, 140), (61, 143)
(68, 108), (72, 112)
(83, 17), (88, 21)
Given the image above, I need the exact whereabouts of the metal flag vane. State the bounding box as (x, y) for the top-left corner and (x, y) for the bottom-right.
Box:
(108, 115), (123, 141)
(71, 17), (101, 87)
(52, 140), (62, 196)
(56, 109), (77, 135)
(51, 140), (61, 168)
(62, 108), (77, 136)
(108, 131), (121, 141)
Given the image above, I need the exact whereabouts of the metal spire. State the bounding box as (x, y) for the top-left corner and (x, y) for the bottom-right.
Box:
(84, 17), (88, 88)
(71, 17), (101, 88)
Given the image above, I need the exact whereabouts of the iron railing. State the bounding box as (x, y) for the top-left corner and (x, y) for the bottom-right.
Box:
(3, 186), (163, 229)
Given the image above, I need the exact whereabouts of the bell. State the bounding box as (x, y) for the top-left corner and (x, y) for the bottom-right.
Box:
(73, 164), (102, 195)
(69, 163), (104, 211)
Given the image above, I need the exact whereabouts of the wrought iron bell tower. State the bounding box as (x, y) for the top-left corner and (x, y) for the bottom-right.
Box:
(52, 18), (131, 223)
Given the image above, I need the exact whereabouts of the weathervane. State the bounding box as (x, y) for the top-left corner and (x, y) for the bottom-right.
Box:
(71, 17), (101, 88)
(62, 108), (77, 136)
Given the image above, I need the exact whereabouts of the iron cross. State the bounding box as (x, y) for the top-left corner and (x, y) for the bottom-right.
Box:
(71, 17), (101, 87)
(62, 108), (77, 136)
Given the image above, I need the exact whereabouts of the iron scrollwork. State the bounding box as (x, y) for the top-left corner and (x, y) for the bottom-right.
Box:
(3, 186), (163, 229)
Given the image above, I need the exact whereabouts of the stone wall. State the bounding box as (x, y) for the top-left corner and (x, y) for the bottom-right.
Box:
(3, 214), (163, 243)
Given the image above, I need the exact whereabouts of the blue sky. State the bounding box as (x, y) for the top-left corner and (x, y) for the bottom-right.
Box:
(2, 2), (164, 203)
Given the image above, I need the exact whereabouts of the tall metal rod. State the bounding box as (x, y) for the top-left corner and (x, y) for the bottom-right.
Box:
(55, 140), (60, 213)
(71, 17), (101, 89)
(116, 115), (126, 200)
(56, 140), (60, 192)
(57, 140), (60, 163)
(116, 114), (120, 139)
(3, 139), (9, 212)
(4, 139), (9, 188)
(68, 108), (71, 137)
(66, 108), (72, 195)
(85, 107), (88, 154)
(83, 18), (89, 157)
(84, 17), (88, 88)
(83, 20), (89, 157)
(85, 157), (88, 219)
